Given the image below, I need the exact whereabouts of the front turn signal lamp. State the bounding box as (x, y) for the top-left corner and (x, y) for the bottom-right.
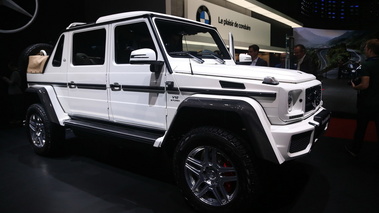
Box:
(262, 76), (279, 85)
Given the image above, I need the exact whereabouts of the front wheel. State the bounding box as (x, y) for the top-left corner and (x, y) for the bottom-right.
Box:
(173, 127), (259, 213)
(25, 104), (64, 156)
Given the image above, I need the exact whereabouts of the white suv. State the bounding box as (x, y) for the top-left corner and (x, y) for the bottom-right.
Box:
(23, 11), (330, 213)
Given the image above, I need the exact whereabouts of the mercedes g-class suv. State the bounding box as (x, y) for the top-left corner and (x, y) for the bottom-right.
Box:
(23, 11), (330, 213)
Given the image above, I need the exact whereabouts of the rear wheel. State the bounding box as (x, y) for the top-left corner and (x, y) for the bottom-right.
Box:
(25, 103), (64, 156)
(173, 126), (259, 213)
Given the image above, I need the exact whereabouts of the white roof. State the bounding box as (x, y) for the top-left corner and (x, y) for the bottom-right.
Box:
(95, 11), (209, 27)
(96, 11), (151, 23)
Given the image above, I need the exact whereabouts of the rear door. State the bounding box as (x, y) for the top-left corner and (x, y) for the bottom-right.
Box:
(66, 26), (109, 120)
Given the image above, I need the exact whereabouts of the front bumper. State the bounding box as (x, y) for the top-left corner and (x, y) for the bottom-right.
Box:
(270, 108), (331, 163)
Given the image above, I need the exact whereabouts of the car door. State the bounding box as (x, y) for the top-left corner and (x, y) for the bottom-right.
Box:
(109, 20), (167, 130)
(66, 26), (109, 120)
(43, 34), (70, 112)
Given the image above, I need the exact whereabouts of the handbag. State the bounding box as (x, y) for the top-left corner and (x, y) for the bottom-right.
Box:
(27, 53), (49, 74)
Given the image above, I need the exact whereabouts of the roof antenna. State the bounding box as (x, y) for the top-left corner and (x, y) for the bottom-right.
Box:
(183, 34), (194, 75)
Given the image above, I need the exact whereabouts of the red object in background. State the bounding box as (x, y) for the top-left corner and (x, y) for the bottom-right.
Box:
(324, 117), (377, 142)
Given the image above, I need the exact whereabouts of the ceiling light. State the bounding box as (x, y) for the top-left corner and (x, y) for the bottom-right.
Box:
(226, 0), (303, 28)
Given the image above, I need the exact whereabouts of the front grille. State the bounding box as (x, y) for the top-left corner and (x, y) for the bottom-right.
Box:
(305, 85), (322, 112)
(289, 131), (312, 153)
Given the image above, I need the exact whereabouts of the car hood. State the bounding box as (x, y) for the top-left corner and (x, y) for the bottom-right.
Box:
(173, 62), (316, 83)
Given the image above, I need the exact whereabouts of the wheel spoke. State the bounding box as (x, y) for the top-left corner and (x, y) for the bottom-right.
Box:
(29, 121), (37, 132)
(221, 174), (237, 182)
(202, 146), (212, 164)
(191, 176), (205, 192)
(196, 183), (210, 197)
(209, 147), (218, 165)
(28, 113), (45, 147)
(185, 156), (202, 176)
(29, 115), (38, 141)
(219, 167), (238, 183)
(211, 186), (227, 205)
(215, 165), (238, 204)
(185, 153), (207, 193)
(218, 166), (236, 173)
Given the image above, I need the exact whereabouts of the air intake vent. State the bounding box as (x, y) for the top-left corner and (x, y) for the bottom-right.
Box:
(289, 131), (312, 153)
(219, 81), (245, 89)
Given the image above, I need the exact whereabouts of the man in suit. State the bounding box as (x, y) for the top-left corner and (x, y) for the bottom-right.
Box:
(293, 44), (317, 75)
(248, 44), (268, 66)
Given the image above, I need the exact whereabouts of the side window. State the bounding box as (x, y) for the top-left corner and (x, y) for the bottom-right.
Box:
(52, 35), (65, 67)
(72, 29), (106, 66)
(115, 22), (156, 64)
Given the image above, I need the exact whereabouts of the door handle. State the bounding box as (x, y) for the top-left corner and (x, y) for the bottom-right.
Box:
(68, 81), (76, 88)
(111, 82), (121, 91)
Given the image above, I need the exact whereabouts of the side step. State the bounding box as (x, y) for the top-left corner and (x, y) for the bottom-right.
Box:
(64, 119), (165, 145)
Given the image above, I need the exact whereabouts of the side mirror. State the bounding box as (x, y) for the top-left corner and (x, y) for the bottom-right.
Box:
(130, 48), (157, 64)
(130, 48), (164, 73)
(239, 53), (252, 63)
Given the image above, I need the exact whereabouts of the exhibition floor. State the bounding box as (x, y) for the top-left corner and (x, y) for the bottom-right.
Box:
(1, 78), (378, 213)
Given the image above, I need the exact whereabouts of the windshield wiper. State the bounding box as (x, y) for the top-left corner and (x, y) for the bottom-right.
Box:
(200, 50), (225, 64)
(169, 51), (204, 64)
(208, 53), (225, 64)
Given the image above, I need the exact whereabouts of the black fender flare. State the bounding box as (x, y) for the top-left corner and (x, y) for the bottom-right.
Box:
(164, 96), (278, 164)
(25, 87), (60, 125)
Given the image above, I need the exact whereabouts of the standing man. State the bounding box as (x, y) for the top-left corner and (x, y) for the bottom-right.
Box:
(345, 39), (379, 160)
(293, 44), (317, 75)
(248, 44), (268, 66)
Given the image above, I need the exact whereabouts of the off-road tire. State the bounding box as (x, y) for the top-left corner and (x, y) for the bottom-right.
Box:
(25, 103), (64, 156)
(173, 126), (259, 213)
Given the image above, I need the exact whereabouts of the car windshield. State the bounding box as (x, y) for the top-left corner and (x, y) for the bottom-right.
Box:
(154, 18), (231, 60)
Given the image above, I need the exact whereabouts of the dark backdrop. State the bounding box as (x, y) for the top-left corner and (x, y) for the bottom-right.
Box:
(0, 0), (165, 126)
(0, 0), (165, 72)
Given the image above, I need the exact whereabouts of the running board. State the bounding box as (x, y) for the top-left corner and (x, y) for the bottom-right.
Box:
(64, 119), (165, 145)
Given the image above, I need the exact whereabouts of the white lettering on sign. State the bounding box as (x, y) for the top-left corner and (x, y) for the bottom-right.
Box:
(218, 17), (251, 31)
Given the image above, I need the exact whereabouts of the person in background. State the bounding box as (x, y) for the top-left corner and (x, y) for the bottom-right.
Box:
(275, 52), (295, 69)
(293, 44), (317, 75)
(345, 39), (379, 162)
(1, 61), (24, 126)
(248, 44), (268, 66)
(275, 52), (287, 68)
